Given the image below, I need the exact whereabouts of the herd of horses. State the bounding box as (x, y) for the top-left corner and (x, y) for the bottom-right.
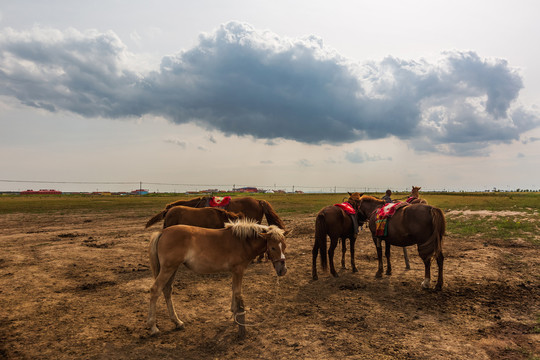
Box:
(145, 186), (446, 337)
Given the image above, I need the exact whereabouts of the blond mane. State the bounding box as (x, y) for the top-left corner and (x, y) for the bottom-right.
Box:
(225, 218), (285, 241)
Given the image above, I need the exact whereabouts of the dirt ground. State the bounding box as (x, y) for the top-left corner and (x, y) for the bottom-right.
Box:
(0, 209), (538, 359)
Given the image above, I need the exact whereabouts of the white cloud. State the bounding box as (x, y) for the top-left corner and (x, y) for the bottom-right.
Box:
(0, 22), (538, 157)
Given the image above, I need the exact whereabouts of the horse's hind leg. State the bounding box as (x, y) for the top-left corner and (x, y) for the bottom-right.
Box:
(340, 238), (347, 269)
(163, 269), (184, 330)
(349, 236), (358, 273)
(403, 247), (411, 270)
(148, 266), (178, 335)
(435, 251), (444, 291)
(421, 257), (432, 289)
(328, 237), (339, 277)
(384, 242), (392, 275)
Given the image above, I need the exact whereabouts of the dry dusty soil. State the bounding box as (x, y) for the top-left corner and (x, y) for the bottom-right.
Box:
(0, 209), (539, 359)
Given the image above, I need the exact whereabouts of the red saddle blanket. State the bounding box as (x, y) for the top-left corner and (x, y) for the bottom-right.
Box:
(375, 202), (408, 237)
(334, 202), (356, 215)
(209, 196), (231, 207)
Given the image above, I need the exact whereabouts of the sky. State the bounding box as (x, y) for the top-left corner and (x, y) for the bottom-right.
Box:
(1, 0), (539, 193)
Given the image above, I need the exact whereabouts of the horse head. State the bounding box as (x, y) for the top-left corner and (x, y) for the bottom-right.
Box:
(261, 226), (288, 277)
(347, 192), (364, 211)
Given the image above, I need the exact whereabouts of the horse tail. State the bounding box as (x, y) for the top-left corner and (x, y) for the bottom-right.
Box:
(145, 209), (168, 228)
(431, 207), (446, 257)
(149, 231), (162, 279)
(419, 207), (446, 260)
(259, 200), (286, 229)
(315, 213), (328, 272)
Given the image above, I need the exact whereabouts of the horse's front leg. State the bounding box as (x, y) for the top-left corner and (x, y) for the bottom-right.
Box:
(373, 237), (384, 278)
(328, 237), (339, 277)
(341, 238), (347, 269)
(349, 236), (358, 273)
(231, 268), (246, 338)
(385, 242), (392, 275)
(435, 251), (444, 291)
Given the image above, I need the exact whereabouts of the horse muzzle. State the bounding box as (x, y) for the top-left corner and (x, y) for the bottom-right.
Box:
(273, 259), (287, 277)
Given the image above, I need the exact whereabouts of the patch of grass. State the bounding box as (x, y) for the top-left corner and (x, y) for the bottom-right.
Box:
(446, 215), (539, 245)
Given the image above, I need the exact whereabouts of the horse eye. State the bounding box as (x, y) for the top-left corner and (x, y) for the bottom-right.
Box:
(271, 247), (276, 251)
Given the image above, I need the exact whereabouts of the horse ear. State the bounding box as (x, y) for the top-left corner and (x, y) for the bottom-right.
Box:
(348, 192), (352, 196)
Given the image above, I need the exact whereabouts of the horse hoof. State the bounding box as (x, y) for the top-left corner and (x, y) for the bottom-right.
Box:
(174, 322), (185, 331)
(352, 268), (358, 273)
(149, 326), (160, 336)
(331, 272), (339, 278)
(375, 272), (383, 278)
(386, 271), (392, 276)
(405, 266), (411, 270)
(312, 275), (318, 281)
(435, 284), (443, 291)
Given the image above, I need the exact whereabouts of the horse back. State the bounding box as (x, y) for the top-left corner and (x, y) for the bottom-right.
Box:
(317, 205), (354, 238)
(163, 206), (226, 229)
(381, 204), (437, 245)
(227, 197), (264, 222)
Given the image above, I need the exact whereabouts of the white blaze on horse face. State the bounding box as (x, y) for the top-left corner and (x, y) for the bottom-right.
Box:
(278, 242), (285, 260)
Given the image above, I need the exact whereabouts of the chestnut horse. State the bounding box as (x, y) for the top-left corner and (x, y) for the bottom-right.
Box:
(312, 193), (364, 280)
(145, 205), (243, 229)
(356, 195), (446, 290)
(408, 186), (428, 204)
(147, 219), (287, 338)
(146, 196), (285, 230)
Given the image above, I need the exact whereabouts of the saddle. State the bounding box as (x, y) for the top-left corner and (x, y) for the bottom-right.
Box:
(334, 202), (359, 234)
(375, 202), (408, 237)
(208, 196), (231, 208)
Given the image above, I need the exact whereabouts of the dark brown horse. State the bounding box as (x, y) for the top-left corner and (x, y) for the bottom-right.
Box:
(312, 194), (363, 280)
(146, 196), (285, 230)
(356, 195), (446, 290)
(145, 205), (243, 229)
(147, 219), (287, 338)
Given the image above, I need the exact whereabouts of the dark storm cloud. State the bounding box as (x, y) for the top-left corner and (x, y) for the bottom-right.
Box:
(1, 22), (538, 156)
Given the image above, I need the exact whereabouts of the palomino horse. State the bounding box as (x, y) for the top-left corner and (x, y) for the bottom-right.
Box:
(356, 195), (446, 290)
(147, 219), (287, 338)
(146, 196), (285, 230)
(312, 193), (363, 280)
(145, 205), (243, 229)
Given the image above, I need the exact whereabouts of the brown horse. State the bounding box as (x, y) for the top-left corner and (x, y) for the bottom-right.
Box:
(312, 194), (363, 280)
(146, 196), (285, 230)
(348, 192), (412, 270)
(408, 186), (428, 204)
(145, 205), (244, 229)
(356, 195), (446, 290)
(147, 218), (287, 338)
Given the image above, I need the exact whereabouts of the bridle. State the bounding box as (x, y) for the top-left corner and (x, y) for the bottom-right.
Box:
(266, 239), (286, 264)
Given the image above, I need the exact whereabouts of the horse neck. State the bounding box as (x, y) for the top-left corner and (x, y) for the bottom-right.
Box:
(362, 200), (384, 216)
(245, 236), (267, 259)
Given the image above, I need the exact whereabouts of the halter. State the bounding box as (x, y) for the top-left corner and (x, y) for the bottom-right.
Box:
(266, 239), (286, 264)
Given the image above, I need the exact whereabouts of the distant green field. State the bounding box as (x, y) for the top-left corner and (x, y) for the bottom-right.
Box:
(1, 192), (539, 244)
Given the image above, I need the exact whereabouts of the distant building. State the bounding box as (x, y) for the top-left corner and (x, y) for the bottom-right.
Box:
(131, 189), (149, 195)
(20, 189), (62, 195)
(234, 187), (258, 193)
